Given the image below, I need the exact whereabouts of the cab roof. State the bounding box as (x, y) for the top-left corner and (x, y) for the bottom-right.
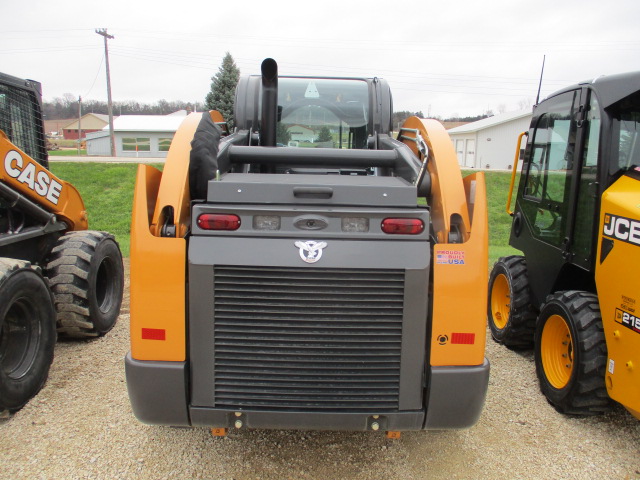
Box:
(545, 70), (640, 109)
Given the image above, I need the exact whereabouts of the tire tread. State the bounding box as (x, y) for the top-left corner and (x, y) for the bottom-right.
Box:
(0, 258), (56, 411)
(45, 231), (123, 338)
(488, 256), (537, 348)
(536, 290), (610, 415)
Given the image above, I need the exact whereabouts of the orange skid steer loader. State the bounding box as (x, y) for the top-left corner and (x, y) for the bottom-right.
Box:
(0, 72), (124, 412)
(126, 59), (489, 434)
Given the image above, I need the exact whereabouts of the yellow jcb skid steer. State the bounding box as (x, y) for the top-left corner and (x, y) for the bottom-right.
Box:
(489, 71), (640, 419)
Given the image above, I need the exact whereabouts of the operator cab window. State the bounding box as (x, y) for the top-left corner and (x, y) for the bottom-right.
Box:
(0, 84), (44, 164)
(277, 78), (369, 149)
(521, 90), (580, 247)
(609, 90), (640, 177)
(572, 92), (602, 266)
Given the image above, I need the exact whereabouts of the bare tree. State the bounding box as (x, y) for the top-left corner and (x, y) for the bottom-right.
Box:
(517, 97), (533, 110)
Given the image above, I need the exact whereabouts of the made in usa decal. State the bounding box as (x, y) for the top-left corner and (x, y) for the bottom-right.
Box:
(436, 250), (465, 265)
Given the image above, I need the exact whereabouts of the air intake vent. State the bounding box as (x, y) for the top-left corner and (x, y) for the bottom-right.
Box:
(213, 266), (405, 412)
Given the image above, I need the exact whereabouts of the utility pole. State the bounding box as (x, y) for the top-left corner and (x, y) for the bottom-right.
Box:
(96, 28), (116, 156)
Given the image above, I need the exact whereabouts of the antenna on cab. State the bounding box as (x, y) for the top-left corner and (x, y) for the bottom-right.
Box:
(535, 55), (546, 106)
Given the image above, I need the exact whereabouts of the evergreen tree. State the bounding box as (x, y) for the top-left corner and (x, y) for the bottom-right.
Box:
(316, 126), (333, 143)
(276, 122), (291, 145)
(205, 52), (240, 129)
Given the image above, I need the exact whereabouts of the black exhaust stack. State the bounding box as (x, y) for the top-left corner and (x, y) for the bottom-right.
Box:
(260, 58), (278, 147)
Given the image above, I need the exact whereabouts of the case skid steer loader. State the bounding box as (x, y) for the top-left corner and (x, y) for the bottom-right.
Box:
(0, 72), (124, 412)
(489, 71), (640, 419)
(126, 59), (489, 434)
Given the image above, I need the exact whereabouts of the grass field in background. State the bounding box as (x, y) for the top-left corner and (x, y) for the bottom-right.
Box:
(48, 149), (87, 156)
(48, 139), (78, 148)
(48, 163), (522, 264)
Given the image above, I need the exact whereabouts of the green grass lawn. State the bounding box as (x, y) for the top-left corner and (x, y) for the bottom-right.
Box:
(477, 170), (522, 267)
(49, 163), (139, 256)
(48, 149), (87, 156)
(47, 163), (522, 264)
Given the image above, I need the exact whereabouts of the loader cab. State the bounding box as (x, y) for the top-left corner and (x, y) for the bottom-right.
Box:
(188, 62), (418, 201)
(0, 72), (48, 168)
(510, 72), (640, 307)
(234, 74), (393, 149)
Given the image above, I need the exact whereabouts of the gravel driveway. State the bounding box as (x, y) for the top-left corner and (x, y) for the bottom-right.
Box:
(1, 266), (639, 480)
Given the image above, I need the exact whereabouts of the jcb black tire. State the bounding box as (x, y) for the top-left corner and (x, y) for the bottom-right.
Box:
(534, 291), (610, 415)
(46, 231), (124, 338)
(0, 259), (57, 412)
(487, 256), (537, 348)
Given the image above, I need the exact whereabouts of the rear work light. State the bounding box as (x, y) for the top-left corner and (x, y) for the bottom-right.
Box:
(197, 213), (241, 231)
(381, 218), (425, 235)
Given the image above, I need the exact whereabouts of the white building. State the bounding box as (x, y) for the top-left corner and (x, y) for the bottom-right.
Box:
(86, 111), (187, 157)
(288, 125), (316, 143)
(447, 110), (532, 170)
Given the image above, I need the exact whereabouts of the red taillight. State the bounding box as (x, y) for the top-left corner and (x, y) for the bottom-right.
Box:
(381, 218), (424, 235)
(197, 214), (241, 231)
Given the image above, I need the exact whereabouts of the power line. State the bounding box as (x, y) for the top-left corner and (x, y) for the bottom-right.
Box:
(114, 28), (640, 49)
(108, 46), (573, 86)
(83, 55), (105, 98)
(0, 45), (97, 54)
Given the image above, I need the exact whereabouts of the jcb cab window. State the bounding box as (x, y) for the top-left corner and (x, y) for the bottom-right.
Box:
(524, 91), (580, 203)
(521, 90), (579, 248)
(609, 90), (640, 176)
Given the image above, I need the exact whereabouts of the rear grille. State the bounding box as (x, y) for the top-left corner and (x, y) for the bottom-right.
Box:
(212, 266), (405, 412)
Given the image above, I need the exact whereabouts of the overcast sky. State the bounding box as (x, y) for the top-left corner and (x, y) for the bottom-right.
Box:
(3, 0), (639, 118)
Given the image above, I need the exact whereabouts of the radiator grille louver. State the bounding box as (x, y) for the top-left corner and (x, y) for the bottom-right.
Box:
(213, 266), (405, 411)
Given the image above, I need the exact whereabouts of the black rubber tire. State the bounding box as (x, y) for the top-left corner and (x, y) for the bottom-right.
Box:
(189, 113), (222, 201)
(45, 231), (124, 338)
(534, 291), (611, 415)
(0, 259), (57, 412)
(487, 256), (537, 348)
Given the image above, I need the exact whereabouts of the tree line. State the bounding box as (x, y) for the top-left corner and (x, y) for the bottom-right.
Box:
(44, 97), (489, 124)
(392, 110), (489, 126)
(43, 96), (206, 120)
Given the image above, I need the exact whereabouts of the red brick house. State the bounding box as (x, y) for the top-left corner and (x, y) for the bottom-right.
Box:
(61, 113), (111, 140)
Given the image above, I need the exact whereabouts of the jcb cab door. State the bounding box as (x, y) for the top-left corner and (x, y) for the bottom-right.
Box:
(511, 88), (599, 306)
